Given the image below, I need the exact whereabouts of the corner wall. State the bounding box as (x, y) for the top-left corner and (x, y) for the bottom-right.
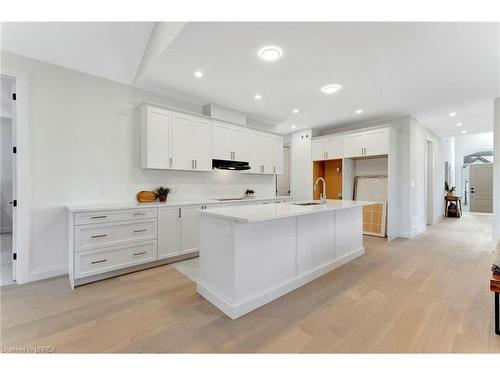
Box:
(290, 129), (313, 200)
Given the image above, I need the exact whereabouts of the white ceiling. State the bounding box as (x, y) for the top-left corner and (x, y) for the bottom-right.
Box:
(2, 22), (498, 136)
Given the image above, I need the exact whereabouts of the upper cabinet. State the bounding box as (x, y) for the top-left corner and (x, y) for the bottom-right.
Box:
(140, 106), (173, 169)
(140, 104), (283, 174)
(343, 128), (388, 158)
(247, 131), (283, 175)
(140, 104), (212, 171)
(312, 137), (342, 161)
(212, 121), (249, 162)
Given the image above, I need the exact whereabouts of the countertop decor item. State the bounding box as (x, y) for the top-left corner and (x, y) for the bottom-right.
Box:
(445, 181), (456, 197)
(154, 186), (172, 202)
(245, 189), (255, 196)
(136, 191), (157, 203)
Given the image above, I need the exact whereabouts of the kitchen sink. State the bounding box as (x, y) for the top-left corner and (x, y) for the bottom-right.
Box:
(293, 202), (324, 206)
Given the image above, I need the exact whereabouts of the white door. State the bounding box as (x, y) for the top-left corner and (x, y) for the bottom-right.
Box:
(326, 137), (342, 159)
(212, 122), (232, 160)
(181, 206), (202, 253)
(343, 133), (364, 158)
(171, 113), (194, 170)
(232, 127), (249, 162)
(193, 118), (212, 171)
(158, 207), (181, 259)
(272, 136), (283, 174)
(364, 129), (388, 156)
(470, 164), (493, 212)
(277, 147), (290, 195)
(145, 107), (171, 169)
(312, 140), (325, 161)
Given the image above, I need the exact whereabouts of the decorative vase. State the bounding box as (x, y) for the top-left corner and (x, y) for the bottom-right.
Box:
(447, 192), (454, 197)
(158, 195), (168, 202)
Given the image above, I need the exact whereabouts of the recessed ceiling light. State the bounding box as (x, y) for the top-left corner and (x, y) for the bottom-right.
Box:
(254, 94), (262, 100)
(291, 125), (297, 129)
(194, 71), (203, 78)
(293, 109), (299, 114)
(355, 109), (363, 114)
(449, 112), (457, 117)
(258, 46), (282, 62)
(456, 122), (463, 127)
(461, 130), (468, 134)
(321, 84), (342, 95)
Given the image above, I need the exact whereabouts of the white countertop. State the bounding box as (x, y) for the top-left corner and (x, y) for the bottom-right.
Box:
(200, 199), (374, 223)
(66, 195), (292, 212)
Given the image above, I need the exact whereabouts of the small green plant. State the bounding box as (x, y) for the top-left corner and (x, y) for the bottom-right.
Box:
(245, 189), (255, 196)
(445, 181), (456, 194)
(155, 186), (172, 202)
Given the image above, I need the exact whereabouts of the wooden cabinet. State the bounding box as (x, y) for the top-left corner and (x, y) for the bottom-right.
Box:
(213, 121), (249, 162)
(141, 104), (212, 171)
(312, 137), (342, 161)
(343, 129), (388, 158)
(157, 207), (181, 259)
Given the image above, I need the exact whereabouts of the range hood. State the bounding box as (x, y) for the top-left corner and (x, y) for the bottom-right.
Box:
(212, 159), (251, 171)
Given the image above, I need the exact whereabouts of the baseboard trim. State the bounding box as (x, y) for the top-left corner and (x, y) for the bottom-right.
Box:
(197, 247), (365, 319)
(29, 264), (68, 282)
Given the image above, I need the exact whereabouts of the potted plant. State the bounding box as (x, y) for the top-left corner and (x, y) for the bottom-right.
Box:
(445, 181), (456, 197)
(155, 186), (172, 202)
(245, 189), (255, 197)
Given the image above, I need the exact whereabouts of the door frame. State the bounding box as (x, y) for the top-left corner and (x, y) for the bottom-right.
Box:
(424, 138), (434, 225)
(1, 69), (30, 284)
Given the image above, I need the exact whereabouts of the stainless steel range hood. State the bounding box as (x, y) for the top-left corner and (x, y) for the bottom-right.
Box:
(212, 159), (251, 171)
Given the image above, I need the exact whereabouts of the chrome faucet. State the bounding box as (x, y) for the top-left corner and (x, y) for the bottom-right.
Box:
(314, 177), (327, 204)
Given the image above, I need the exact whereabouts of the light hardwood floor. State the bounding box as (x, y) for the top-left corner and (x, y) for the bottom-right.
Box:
(1, 214), (499, 353)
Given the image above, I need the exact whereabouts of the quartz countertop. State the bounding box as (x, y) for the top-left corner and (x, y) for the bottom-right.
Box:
(199, 199), (374, 223)
(66, 195), (292, 213)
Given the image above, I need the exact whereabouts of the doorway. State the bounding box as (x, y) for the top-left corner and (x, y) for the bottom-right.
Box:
(1, 75), (16, 285)
(424, 139), (434, 225)
(276, 146), (290, 196)
(469, 164), (493, 213)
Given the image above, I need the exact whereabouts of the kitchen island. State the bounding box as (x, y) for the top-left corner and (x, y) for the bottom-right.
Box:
(197, 200), (373, 319)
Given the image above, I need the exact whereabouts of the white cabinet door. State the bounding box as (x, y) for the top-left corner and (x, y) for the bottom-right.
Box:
(272, 136), (283, 174)
(343, 133), (364, 158)
(247, 131), (263, 173)
(326, 137), (342, 159)
(158, 207), (181, 259)
(193, 118), (212, 171)
(141, 106), (172, 169)
(171, 113), (195, 170)
(181, 206), (202, 253)
(232, 127), (249, 162)
(261, 134), (274, 174)
(212, 122), (232, 160)
(312, 140), (326, 161)
(364, 129), (388, 156)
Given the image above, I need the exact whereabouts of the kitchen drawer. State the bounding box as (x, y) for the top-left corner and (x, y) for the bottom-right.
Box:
(75, 219), (157, 252)
(75, 241), (157, 279)
(75, 208), (157, 226)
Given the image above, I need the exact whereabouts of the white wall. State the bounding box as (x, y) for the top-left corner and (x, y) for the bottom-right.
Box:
(354, 157), (388, 176)
(290, 129), (312, 200)
(1, 51), (276, 280)
(409, 117), (443, 236)
(453, 131), (494, 199)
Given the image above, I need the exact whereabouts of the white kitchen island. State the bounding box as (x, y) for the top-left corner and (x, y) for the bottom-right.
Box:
(197, 200), (373, 319)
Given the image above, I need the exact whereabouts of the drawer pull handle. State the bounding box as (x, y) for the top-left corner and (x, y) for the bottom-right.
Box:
(133, 212), (146, 216)
(91, 234), (107, 238)
(91, 215), (107, 219)
(133, 251), (146, 256)
(133, 229), (147, 233)
(91, 259), (107, 264)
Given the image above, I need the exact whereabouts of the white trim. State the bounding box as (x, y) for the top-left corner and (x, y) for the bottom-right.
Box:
(29, 264), (67, 283)
(1, 69), (31, 284)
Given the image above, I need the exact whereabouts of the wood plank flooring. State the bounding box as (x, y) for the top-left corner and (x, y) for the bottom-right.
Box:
(1, 214), (500, 353)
